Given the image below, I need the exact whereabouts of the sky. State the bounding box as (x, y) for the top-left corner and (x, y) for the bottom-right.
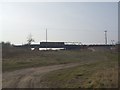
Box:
(0, 1), (118, 45)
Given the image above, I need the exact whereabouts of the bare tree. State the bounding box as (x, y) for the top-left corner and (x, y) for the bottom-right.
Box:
(27, 34), (35, 45)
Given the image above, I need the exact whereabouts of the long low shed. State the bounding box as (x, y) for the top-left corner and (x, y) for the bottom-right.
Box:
(13, 42), (115, 50)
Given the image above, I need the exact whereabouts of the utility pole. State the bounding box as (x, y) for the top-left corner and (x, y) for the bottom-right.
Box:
(46, 28), (47, 43)
(46, 28), (47, 50)
(104, 30), (107, 45)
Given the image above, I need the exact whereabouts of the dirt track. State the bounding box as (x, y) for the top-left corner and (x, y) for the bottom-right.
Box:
(3, 63), (80, 88)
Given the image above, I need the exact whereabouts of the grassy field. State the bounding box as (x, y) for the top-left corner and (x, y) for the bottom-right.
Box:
(40, 53), (118, 88)
(3, 49), (111, 72)
(3, 50), (86, 71)
(2, 48), (118, 88)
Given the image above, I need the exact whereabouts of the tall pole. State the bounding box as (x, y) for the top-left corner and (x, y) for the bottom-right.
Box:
(46, 28), (47, 50)
(104, 30), (107, 45)
(46, 28), (47, 43)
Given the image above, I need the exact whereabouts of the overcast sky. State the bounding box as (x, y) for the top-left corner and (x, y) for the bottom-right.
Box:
(0, 2), (118, 45)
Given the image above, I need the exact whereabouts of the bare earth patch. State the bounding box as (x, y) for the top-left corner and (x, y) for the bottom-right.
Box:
(3, 63), (80, 88)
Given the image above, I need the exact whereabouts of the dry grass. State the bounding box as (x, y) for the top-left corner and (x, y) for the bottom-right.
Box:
(3, 49), (109, 72)
(2, 46), (118, 88)
(39, 51), (118, 88)
(83, 67), (118, 88)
